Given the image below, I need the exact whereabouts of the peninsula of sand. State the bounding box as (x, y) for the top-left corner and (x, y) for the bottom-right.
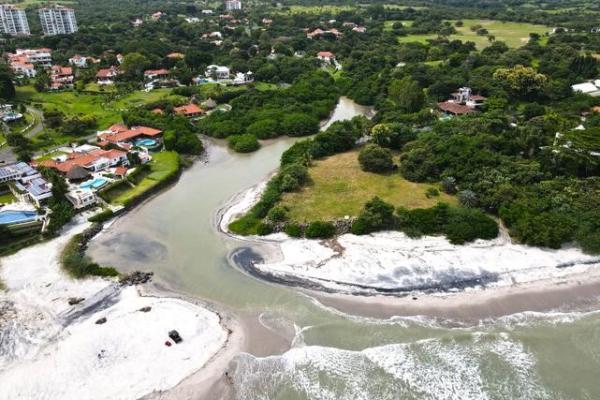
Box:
(0, 218), (230, 400)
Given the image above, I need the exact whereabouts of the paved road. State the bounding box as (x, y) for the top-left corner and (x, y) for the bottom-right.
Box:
(0, 105), (45, 164)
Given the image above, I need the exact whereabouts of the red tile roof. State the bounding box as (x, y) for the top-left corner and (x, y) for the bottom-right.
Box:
(144, 69), (169, 76)
(438, 101), (475, 115)
(174, 103), (203, 116)
(99, 125), (163, 143)
(36, 148), (127, 174)
(114, 166), (128, 176)
(317, 51), (335, 58)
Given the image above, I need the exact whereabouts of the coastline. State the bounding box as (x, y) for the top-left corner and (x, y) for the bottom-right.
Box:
(0, 216), (235, 400)
(219, 179), (600, 322)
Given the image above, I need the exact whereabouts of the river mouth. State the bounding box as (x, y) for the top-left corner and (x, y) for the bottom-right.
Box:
(85, 97), (600, 400)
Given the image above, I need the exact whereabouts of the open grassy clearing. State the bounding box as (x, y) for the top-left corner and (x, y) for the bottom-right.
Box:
(395, 19), (550, 49)
(280, 150), (457, 222)
(102, 151), (179, 205)
(16, 86), (183, 129)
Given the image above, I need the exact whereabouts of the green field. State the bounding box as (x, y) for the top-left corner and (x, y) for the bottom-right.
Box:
(395, 19), (550, 49)
(16, 86), (183, 129)
(280, 150), (457, 222)
(102, 151), (180, 205)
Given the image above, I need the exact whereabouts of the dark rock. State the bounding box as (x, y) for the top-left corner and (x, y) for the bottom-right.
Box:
(168, 330), (182, 344)
(68, 297), (85, 305)
(95, 317), (107, 324)
(119, 271), (154, 286)
(138, 306), (152, 312)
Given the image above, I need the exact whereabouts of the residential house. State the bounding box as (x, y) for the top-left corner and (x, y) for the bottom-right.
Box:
(174, 104), (204, 118)
(307, 28), (342, 39)
(97, 124), (163, 148)
(201, 10), (213, 16)
(151, 11), (164, 21)
(96, 66), (119, 85)
(572, 80), (600, 97)
(0, 162), (53, 206)
(65, 189), (97, 209)
(68, 55), (88, 68)
(205, 65), (230, 80)
(132, 18), (143, 27)
(233, 71), (253, 85)
(167, 52), (184, 60)
(8, 48), (52, 77)
(438, 87), (486, 116)
(50, 65), (74, 90)
(317, 51), (335, 64)
(144, 68), (170, 80)
(352, 26), (367, 33)
(37, 147), (129, 177)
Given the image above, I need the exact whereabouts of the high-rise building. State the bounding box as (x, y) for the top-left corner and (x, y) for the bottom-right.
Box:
(224, 0), (242, 11)
(39, 5), (77, 35)
(0, 4), (30, 36)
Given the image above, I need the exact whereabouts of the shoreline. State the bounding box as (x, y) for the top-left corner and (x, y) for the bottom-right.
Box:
(219, 180), (600, 322)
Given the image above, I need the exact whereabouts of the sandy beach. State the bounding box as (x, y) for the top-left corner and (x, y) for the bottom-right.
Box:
(0, 218), (233, 400)
(220, 182), (600, 322)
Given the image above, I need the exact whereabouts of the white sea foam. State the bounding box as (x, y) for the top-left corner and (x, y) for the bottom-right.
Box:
(0, 220), (227, 400)
(232, 334), (555, 400)
(254, 231), (600, 294)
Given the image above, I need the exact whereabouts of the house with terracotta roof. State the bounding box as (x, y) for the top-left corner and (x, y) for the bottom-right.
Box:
(437, 87), (486, 116)
(36, 147), (129, 175)
(307, 28), (342, 39)
(96, 66), (119, 85)
(167, 52), (184, 59)
(144, 68), (170, 80)
(97, 124), (163, 148)
(50, 65), (74, 90)
(174, 103), (204, 118)
(317, 51), (335, 63)
(68, 55), (88, 68)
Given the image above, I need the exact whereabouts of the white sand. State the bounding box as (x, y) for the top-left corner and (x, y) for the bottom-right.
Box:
(0, 220), (228, 400)
(254, 231), (600, 295)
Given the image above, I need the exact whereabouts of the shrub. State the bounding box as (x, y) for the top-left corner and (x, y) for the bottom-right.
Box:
(445, 208), (499, 244)
(256, 222), (274, 236)
(228, 134), (260, 153)
(228, 215), (261, 235)
(457, 189), (478, 208)
(284, 223), (304, 238)
(280, 175), (300, 192)
(268, 206), (288, 222)
(88, 209), (114, 223)
(281, 113), (319, 137)
(246, 119), (280, 139)
(351, 197), (396, 235)
(305, 221), (336, 239)
(358, 144), (394, 173)
(425, 187), (440, 198)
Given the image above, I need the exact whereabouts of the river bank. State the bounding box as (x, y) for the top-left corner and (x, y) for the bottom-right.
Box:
(220, 178), (600, 322)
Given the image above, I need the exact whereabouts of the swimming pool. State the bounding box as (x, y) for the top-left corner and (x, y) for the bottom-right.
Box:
(135, 138), (158, 147)
(0, 210), (39, 225)
(80, 178), (108, 189)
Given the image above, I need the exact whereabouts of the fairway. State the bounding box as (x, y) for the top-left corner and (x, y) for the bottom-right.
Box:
(16, 86), (183, 129)
(280, 150), (457, 222)
(395, 19), (549, 49)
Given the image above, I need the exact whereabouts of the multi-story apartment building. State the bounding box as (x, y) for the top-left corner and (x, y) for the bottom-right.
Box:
(0, 4), (30, 36)
(39, 5), (77, 35)
(224, 0), (242, 11)
(7, 48), (52, 77)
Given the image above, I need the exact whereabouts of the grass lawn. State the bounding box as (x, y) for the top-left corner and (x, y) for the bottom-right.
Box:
(396, 19), (549, 49)
(0, 192), (16, 204)
(104, 151), (180, 205)
(16, 86), (181, 129)
(280, 150), (457, 222)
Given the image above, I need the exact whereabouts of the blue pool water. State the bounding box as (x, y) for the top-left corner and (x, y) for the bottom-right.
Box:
(135, 138), (157, 147)
(0, 210), (39, 225)
(80, 178), (108, 189)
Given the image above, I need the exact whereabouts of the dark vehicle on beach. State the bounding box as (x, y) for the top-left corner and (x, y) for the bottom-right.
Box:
(168, 330), (182, 343)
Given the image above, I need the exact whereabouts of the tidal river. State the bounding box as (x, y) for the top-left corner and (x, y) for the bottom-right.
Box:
(88, 97), (600, 400)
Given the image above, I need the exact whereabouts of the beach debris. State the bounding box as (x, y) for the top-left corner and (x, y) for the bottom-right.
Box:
(68, 297), (85, 305)
(138, 306), (152, 312)
(168, 330), (183, 344)
(165, 341), (172, 347)
(95, 317), (107, 324)
(119, 271), (154, 286)
(97, 349), (107, 359)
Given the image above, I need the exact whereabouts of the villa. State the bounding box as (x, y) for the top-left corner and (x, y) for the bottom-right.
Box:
(572, 80), (600, 97)
(438, 87), (486, 116)
(50, 65), (74, 90)
(144, 69), (170, 80)
(205, 65), (230, 80)
(0, 162), (53, 206)
(96, 66), (120, 85)
(68, 55), (88, 68)
(98, 124), (163, 149)
(317, 51), (335, 64)
(0, 104), (23, 123)
(7, 48), (52, 78)
(232, 71), (253, 85)
(37, 147), (129, 176)
(65, 189), (97, 209)
(174, 104), (204, 118)
(307, 28), (342, 39)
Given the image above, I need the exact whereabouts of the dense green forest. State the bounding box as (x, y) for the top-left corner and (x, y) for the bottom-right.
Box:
(2, 0), (600, 252)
